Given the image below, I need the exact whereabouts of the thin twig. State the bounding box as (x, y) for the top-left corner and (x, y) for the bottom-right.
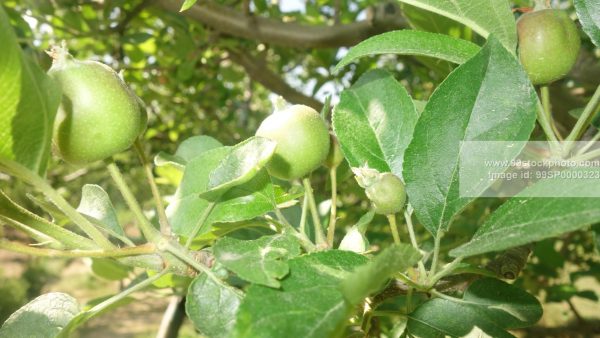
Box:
(0, 240), (155, 258)
(302, 178), (327, 247)
(185, 202), (216, 249)
(541, 85), (563, 140)
(404, 209), (427, 278)
(326, 167), (338, 248)
(274, 208), (316, 252)
(106, 160), (161, 243)
(63, 269), (168, 335)
(134, 139), (171, 235)
(429, 231), (444, 276)
(565, 84), (600, 147)
(386, 214), (401, 245)
(299, 191), (309, 235)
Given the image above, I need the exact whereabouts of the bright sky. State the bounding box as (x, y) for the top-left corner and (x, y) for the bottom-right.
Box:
(278, 0), (306, 13)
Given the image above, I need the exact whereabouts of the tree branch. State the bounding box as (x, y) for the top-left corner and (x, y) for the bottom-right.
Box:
(156, 0), (407, 48)
(114, 0), (155, 34)
(227, 49), (324, 111)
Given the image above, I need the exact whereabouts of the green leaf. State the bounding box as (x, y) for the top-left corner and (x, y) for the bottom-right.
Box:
(545, 284), (599, 302)
(192, 220), (274, 246)
(407, 299), (514, 338)
(333, 69), (418, 179)
(450, 167), (600, 257)
(401, 3), (474, 40)
(0, 293), (80, 338)
(232, 250), (368, 338)
(397, 0), (517, 52)
(179, 0), (198, 12)
(403, 36), (537, 237)
(154, 135), (222, 169)
(200, 136), (276, 200)
(0, 190), (96, 250)
(172, 147), (229, 197)
(462, 278), (542, 328)
(400, 3), (476, 76)
(90, 258), (132, 281)
(213, 234), (302, 288)
(167, 147), (276, 238)
(77, 184), (124, 237)
(575, 0), (600, 47)
(169, 171), (275, 238)
(186, 274), (243, 338)
(0, 6), (61, 176)
(408, 278), (542, 337)
(274, 184), (304, 208)
(334, 30), (479, 71)
(341, 244), (421, 305)
(149, 270), (192, 289)
(390, 317), (408, 338)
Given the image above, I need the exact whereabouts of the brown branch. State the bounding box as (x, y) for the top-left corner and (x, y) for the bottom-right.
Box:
(567, 299), (586, 325)
(227, 49), (324, 111)
(156, 0), (407, 48)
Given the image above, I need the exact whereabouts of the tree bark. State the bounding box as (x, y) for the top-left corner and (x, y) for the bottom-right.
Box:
(228, 50), (324, 111)
(156, 0), (407, 48)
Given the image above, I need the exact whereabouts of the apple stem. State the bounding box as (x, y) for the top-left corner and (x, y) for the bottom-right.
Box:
(533, 0), (550, 11)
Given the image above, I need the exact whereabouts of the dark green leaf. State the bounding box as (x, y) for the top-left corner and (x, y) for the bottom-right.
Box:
(462, 278), (542, 328)
(335, 30), (479, 71)
(408, 278), (541, 337)
(407, 298), (514, 338)
(403, 36), (537, 237)
(232, 250), (368, 338)
(333, 70), (418, 179)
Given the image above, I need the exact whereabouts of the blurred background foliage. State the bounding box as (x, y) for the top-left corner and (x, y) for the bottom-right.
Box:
(1, 0), (599, 336)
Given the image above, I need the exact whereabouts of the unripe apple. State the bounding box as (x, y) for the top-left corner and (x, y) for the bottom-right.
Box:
(48, 46), (146, 164)
(517, 9), (580, 85)
(256, 105), (330, 180)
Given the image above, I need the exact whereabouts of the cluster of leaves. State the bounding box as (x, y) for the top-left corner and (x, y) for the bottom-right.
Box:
(1, 0), (600, 337)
